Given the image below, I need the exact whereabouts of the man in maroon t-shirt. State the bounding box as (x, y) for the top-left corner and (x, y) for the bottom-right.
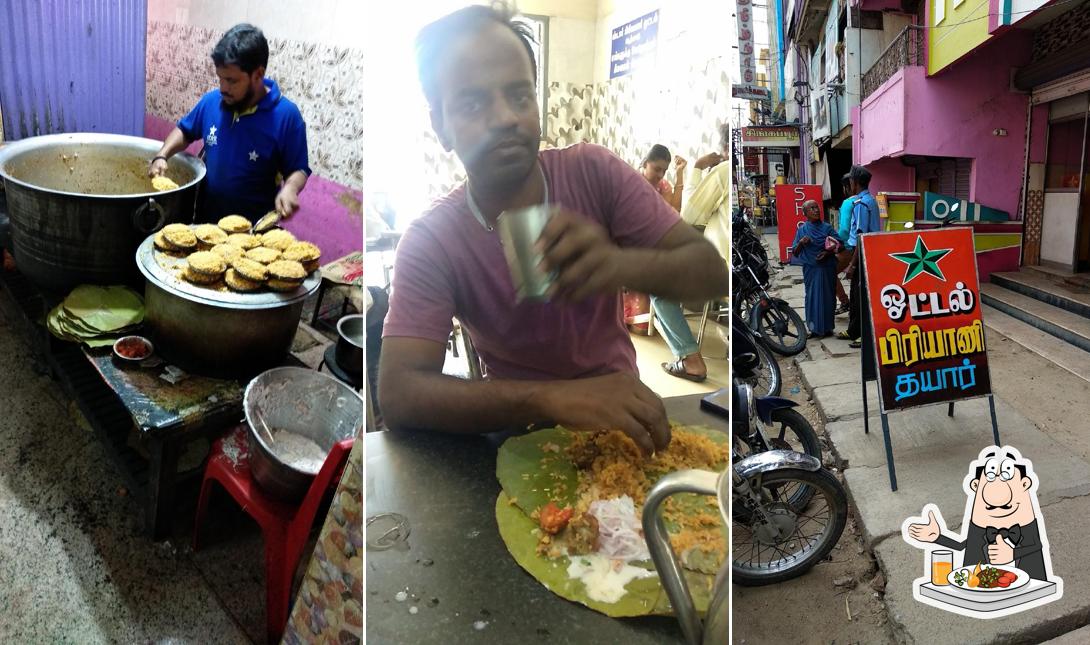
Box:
(378, 4), (729, 455)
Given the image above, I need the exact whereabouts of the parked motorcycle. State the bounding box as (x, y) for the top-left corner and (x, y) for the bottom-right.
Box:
(731, 382), (849, 586)
(731, 215), (808, 356)
(732, 311), (781, 397)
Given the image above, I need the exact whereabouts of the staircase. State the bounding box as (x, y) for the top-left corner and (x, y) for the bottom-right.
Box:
(980, 266), (1090, 382)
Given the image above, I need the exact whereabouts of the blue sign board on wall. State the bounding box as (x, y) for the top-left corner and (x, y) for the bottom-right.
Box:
(610, 10), (659, 80)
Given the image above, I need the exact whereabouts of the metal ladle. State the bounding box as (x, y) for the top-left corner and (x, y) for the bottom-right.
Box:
(252, 210), (282, 234)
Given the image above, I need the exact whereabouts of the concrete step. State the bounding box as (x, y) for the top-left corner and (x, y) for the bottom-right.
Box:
(1022, 263), (1090, 291)
(981, 304), (1090, 385)
(980, 282), (1090, 354)
(990, 270), (1090, 318)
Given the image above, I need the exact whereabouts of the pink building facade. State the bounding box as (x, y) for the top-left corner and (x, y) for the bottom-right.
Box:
(845, 0), (1090, 278)
(852, 33), (1033, 217)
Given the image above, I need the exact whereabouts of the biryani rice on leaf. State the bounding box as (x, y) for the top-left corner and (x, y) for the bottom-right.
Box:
(495, 425), (728, 617)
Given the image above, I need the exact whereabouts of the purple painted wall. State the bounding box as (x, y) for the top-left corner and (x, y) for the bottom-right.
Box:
(144, 114), (362, 263)
(854, 31), (1033, 217)
(0, 0), (146, 139)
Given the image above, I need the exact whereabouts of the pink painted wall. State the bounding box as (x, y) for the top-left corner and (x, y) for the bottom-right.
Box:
(854, 31), (1033, 218)
(866, 157), (916, 195)
(144, 114), (202, 155)
(144, 114), (362, 262)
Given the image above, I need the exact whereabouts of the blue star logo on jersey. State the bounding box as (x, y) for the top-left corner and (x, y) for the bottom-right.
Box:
(206, 125), (218, 147)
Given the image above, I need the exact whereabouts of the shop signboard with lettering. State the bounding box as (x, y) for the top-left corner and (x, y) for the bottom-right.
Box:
(609, 10), (659, 79)
(775, 184), (823, 263)
(736, 0), (756, 85)
(861, 227), (991, 413)
(741, 126), (801, 148)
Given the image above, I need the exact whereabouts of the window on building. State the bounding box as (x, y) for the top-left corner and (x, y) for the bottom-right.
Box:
(515, 14), (549, 137)
(1045, 118), (1085, 191)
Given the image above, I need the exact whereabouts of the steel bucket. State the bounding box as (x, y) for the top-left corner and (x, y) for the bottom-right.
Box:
(243, 367), (364, 501)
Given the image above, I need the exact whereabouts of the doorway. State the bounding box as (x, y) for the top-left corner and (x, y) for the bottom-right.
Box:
(1040, 93), (1089, 270)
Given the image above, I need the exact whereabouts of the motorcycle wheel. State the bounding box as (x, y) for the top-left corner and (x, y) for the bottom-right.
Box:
(732, 408), (819, 519)
(763, 409), (821, 510)
(750, 298), (807, 356)
(738, 342), (781, 397)
(732, 467), (848, 586)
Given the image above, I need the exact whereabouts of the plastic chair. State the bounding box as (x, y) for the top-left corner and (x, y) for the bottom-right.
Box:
(192, 425), (355, 643)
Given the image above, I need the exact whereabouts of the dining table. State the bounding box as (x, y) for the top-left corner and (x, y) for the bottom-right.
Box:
(364, 392), (728, 644)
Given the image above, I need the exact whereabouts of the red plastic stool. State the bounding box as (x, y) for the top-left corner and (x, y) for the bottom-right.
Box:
(193, 424), (354, 643)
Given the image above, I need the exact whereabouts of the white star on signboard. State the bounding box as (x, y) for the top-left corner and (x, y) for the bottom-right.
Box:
(249, 150), (258, 162)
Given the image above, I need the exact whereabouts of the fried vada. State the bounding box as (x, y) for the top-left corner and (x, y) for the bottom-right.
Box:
(194, 224), (229, 249)
(224, 268), (262, 292)
(217, 215), (252, 234)
(161, 223), (197, 251)
(245, 247), (282, 264)
(259, 229), (296, 251)
(281, 241), (321, 273)
(266, 259), (306, 292)
(226, 233), (260, 250)
(231, 258), (269, 282)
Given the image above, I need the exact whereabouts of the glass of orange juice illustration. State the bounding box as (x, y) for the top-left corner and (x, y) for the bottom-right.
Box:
(932, 550), (953, 585)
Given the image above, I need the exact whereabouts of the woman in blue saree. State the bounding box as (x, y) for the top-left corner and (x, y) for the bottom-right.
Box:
(791, 200), (841, 338)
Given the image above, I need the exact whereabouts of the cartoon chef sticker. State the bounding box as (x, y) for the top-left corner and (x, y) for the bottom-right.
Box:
(901, 445), (1063, 618)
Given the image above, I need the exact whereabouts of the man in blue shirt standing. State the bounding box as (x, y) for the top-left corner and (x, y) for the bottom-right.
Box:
(833, 173), (854, 315)
(836, 165), (880, 348)
(148, 24), (311, 223)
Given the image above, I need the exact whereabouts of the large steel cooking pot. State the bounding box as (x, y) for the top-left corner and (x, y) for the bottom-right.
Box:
(0, 133), (204, 292)
(135, 235), (320, 380)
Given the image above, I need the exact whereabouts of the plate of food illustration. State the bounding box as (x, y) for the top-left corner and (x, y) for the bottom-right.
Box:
(948, 564), (1030, 592)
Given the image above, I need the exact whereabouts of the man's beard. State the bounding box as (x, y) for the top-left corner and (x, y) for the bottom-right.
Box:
(464, 133), (539, 194)
(221, 86), (255, 111)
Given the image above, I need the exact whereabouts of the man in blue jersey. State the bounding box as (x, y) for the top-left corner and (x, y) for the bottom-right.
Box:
(148, 24), (310, 223)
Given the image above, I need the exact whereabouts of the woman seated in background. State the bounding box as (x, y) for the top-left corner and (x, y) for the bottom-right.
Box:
(791, 199), (841, 339)
(639, 143), (685, 212)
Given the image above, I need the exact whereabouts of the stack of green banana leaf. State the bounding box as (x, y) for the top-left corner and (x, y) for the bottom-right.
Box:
(46, 285), (145, 348)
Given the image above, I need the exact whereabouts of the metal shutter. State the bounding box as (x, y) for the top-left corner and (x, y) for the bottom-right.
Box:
(916, 158), (971, 201)
(954, 158), (972, 200)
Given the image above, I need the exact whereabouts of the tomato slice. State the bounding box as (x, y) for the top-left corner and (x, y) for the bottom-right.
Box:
(539, 502), (573, 535)
(997, 579), (1011, 587)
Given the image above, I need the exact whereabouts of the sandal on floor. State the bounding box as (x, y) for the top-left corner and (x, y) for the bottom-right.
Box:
(661, 359), (707, 383)
(835, 331), (852, 340)
(835, 302), (850, 315)
(849, 340), (862, 348)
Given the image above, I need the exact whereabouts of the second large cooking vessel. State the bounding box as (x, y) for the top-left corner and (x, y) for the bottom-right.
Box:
(0, 133), (205, 292)
(135, 235), (321, 380)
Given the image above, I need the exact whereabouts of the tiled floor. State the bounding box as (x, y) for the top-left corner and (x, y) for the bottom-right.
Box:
(631, 316), (729, 400)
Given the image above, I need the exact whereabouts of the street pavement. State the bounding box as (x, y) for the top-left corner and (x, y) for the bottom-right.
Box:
(766, 245), (1090, 644)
